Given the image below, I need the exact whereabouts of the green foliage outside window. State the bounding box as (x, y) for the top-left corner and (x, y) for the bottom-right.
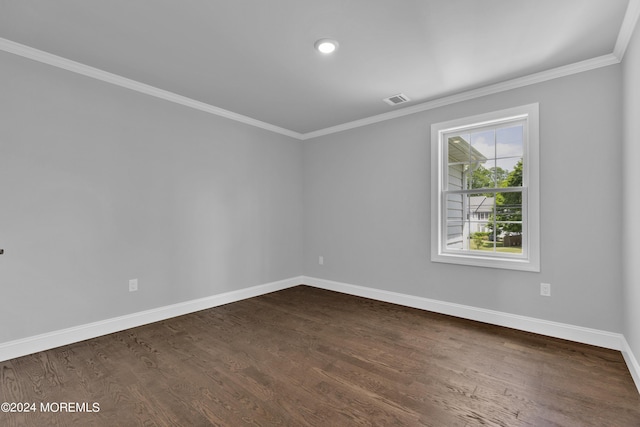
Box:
(471, 160), (523, 236)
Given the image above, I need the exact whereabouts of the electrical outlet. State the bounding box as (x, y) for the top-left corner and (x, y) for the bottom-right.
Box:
(540, 282), (551, 297)
(319, 256), (324, 265)
(129, 279), (138, 292)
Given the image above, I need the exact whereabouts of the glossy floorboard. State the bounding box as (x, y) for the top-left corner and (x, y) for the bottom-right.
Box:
(1, 285), (639, 426)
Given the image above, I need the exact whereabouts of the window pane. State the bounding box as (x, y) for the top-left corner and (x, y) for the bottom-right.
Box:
(445, 192), (465, 250)
(470, 224), (491, 251)
(496, 125), (523, 188)
(468, 193), (492, 252)
(492, 163), (510, 188)
(447, 162), (465, 191)
(497, 223), (523, 254)
(448, 133), (490, 190)
(446, 193), (465, 221)
(496, 125), (523, 159)
(496, 158), (523, 188)
(470, 130), (494, 189)
(495, 191), (522, 223)
(448, 134), (471, 165)
(470, 163), (496, 189)
(468, 194), (493, 221)
(494, 191), (522, 254)
(471, 129), (495, 160)
(445, 220), (465, 250)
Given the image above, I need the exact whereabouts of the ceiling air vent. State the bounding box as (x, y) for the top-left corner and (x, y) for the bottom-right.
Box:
(383, 93), (411, 106)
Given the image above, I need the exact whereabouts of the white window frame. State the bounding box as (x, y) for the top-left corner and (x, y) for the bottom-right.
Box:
(431, 103), (540, 272)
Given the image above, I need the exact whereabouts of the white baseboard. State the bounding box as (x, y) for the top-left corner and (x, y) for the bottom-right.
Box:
(0, 276), (302, 363)
(304, 276), (640, 395)
(622, 337), (640, 395)
(3, 274), (638, 396)
(302, 276), (625, 351)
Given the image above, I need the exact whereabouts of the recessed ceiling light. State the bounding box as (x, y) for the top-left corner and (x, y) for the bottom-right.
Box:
(314, 38), (339, 54)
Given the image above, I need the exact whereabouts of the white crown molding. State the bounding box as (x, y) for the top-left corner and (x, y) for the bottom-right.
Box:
(301, 0), (638, 140)
(614, 0), (640, 60)
(0, 276), (302, 363)
(300, 54), (620, 140)
(0, 38), (304, 140)
(0, 31), (627, 142)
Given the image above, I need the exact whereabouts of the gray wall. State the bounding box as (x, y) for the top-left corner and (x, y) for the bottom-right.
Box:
(0, 51), (304, 342)
(623, 20), (640, 360)
(303, 65), (624, 332)
(0, 40), (630, 346)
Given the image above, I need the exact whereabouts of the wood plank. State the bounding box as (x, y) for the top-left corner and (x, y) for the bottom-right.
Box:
(1, 285), (638, 426)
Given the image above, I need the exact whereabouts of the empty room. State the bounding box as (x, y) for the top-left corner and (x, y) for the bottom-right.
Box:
(1, 1), (640, 425)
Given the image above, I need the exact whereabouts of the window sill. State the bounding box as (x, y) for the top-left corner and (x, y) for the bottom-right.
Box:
(432, 252), (540, 272)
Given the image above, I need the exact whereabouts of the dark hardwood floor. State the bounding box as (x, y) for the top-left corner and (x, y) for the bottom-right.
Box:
(1, 285), (639, 426)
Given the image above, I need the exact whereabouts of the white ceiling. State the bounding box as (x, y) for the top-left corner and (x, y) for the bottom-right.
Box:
(0, 1), (635, 137)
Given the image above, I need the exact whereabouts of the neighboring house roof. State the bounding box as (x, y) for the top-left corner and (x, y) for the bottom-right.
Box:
(469, 196), (494, 214)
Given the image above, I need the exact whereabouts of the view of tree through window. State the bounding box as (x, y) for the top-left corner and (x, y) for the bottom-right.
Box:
(446, 123), (524, 254)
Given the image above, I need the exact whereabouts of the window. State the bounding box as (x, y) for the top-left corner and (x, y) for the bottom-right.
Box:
(431, 104), (539, 271)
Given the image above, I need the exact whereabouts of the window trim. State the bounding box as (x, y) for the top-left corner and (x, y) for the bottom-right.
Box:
(430, 103), (540, 272)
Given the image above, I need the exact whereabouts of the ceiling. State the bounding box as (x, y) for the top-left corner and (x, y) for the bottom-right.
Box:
(0, 1), (635, 138)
